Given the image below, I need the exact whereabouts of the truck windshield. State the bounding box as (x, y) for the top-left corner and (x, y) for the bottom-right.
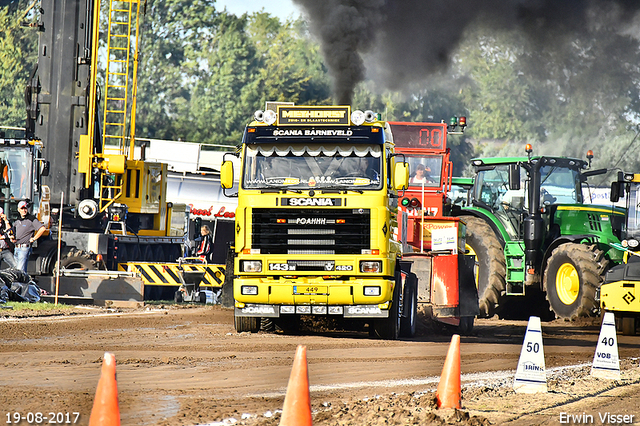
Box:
(406, 155), (442, 188)
(242, 143), (383, 190)
(0, 147), (32, 201)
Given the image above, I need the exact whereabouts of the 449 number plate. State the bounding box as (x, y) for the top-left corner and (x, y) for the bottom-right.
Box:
(293, 286), (328, 295)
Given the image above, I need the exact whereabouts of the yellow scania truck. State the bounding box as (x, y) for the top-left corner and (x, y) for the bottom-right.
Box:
(220, 104), (412, 339)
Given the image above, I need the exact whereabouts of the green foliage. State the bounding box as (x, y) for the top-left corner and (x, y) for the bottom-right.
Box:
(457, 31), (541, 142)
(134, 0), (219, 141)
(0, 1), (37, 133)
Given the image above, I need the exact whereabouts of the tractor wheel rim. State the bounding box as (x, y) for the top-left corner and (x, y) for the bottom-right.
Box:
(556, 263), (579, 305)
(466, 243), (479, 288)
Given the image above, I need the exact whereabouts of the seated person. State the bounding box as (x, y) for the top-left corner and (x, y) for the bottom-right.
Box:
(409, 164), (435, 184)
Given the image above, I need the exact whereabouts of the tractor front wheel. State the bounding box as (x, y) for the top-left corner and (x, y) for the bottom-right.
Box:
(544, 243), (602, 319)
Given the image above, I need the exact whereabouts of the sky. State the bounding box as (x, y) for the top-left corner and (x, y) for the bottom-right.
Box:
(215, 0), (303, 21)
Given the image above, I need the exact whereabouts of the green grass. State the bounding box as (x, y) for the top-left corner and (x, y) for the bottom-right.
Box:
(1, 301), (75, 311)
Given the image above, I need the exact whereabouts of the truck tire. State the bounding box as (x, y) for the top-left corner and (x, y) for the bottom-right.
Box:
(458, 316), (474, 335)
(400, 273), (417, 338)
(174, 290), (183, 303)
(372, 275), (402, 340)
(544, 243), (602, 319)
(57, 249), (98, 271)
(234, 315), (260, 333)
(460, 216), (506, 318)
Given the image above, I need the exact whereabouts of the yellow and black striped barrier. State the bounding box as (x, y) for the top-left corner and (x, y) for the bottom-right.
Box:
(119, 262), (226, 287)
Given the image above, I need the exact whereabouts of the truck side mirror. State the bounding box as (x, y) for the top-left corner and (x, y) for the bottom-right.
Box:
(394, 162), (409, 190)
(220, 161), (234, 189)
(40, 160), (50, 177)
(508, 164), (520, 190)
(610, 181), (623, 203)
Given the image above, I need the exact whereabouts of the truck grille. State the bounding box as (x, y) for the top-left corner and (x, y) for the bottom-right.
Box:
(252, 208), (370, 255)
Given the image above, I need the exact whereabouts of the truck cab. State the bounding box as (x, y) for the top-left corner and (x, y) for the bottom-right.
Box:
(221, 104), (411, 339)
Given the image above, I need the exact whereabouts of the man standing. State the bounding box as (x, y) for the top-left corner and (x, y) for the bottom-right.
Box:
(0, 207), (16, 269)
(12, 200), (45, 274)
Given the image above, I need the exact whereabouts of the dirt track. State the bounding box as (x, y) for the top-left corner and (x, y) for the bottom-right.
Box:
(1, 305), (639, 425)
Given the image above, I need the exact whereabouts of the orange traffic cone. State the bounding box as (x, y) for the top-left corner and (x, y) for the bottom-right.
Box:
(89, 352), (120, 426)
(279, 345), (312, 426)
(436, 334), (461, 409)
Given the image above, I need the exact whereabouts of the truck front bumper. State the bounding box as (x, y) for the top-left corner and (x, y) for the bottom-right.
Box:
(235, 303), (390, 319)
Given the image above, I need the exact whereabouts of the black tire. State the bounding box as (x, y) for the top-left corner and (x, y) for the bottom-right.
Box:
(199, 291), (207, 304)
(56, 249), (98, 271)
(129, 244), (142, 262)
(400, 273), (417, 338)
(621, 317), (636, 336)
(544, 243), (602, 319)
(273, 316), (300, 334)
(458, 316), (474, 335)
(260, 317), (275, 332)
(174, 290), (183, 303)
(461, 216), (506, 318)
(372, 274), (402, 340)
(234, 315), (260, 333)
(152, 245), (165, 262)
(141, 245), (154, 262)
(166, 245), (182, 262)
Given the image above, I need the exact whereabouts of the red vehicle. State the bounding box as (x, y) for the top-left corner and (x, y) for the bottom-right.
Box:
(388, 119), (478, 333)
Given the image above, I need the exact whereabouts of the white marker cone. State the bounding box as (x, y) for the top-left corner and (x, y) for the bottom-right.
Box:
(591, 311), (620, 380)
(513, 316), (547, 393)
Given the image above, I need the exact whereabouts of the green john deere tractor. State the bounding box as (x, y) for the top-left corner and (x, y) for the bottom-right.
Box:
(459, 148), (625, 319)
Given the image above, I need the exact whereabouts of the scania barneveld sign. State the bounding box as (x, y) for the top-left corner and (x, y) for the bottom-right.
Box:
(277, 106), (350, 126)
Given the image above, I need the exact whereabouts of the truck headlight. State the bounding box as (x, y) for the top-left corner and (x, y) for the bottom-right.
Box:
(351, 110), (365, 126)
(241, 260), (262, 272)
(360, 261), (382, 273)
(241, 285), (258, 295)
(364, 286), (381, 296)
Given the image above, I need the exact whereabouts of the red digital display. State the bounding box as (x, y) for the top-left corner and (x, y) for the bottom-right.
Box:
(388, 122), (446, 151)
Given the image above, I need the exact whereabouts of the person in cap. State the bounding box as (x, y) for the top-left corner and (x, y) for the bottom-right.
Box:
(11, 200), (45, 274)
(0, 207), (16, 269)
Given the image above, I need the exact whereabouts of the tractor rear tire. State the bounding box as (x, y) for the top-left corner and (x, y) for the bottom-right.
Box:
(544, 243), (602, 319)
(461, 216), (506, 318)
(234, 315), (260, 333)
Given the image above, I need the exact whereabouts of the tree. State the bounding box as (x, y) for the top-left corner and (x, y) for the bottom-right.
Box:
(186, 12), (258, 145)
(0, 1), (38, 135)
(134, 0), (218, 141)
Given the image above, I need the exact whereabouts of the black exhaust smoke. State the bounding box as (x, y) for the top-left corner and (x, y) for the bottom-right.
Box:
(293, 0), (640, 105)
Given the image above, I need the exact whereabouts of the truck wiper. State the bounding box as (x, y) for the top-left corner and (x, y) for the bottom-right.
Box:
(260, 188), (303, 194)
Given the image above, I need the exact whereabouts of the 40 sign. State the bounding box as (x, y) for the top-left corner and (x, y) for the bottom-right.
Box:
(189, 205), (235, 219)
